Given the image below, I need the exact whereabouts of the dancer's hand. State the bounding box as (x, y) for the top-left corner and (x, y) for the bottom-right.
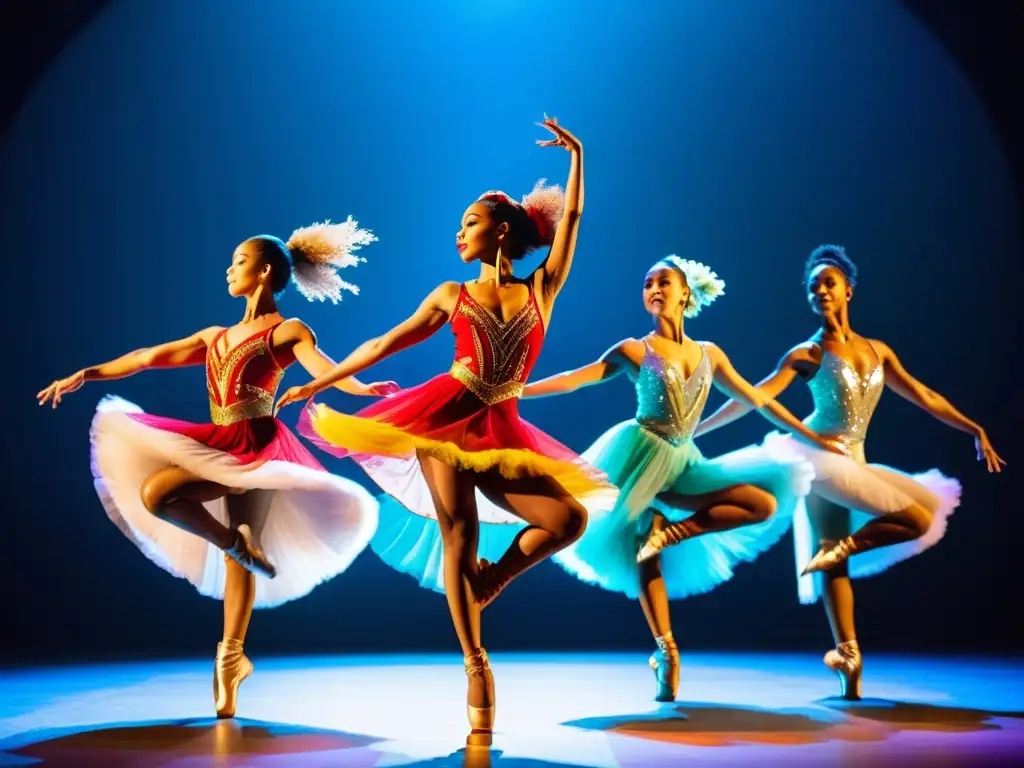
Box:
(274, 384), (316, 415)
(820, 436), (851, 457)
(536, 114), (581, 153)
(37, 370), (86, 408)
(366, 380), (400, 397)
(975, 430), (1005, 473)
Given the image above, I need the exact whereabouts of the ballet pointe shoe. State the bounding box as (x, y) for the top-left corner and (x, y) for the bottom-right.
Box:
(473, 560), (511, 609)
(464, 648), (495, 747)
(801, 537), (857, 576)
(225, 523), (277, 579)
(649, 633), (680, 702)
(637, 520), (696, 563)
(213, 638), (253, 718)
(824, 640), (863, 700)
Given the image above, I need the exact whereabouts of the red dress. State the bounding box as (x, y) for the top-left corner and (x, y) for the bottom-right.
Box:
(90, 323), (378, 607)
(299, 283), (616, 528)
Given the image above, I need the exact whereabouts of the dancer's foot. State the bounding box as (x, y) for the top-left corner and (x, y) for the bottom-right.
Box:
(824, 639), (862, 700)
(225, 523), (276, 578)
(801, 537), (857, 575)
(649, 633), (680, 702)
(213, 639), (253, 718)
(464, 648), (495, 747)
(637, 519), (697, 563)
(473, 560), (511, 609)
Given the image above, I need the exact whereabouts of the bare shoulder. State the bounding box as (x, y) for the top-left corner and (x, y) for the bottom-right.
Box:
(699, 340), (725, 362)
(428, 281), (463, 313)
(272, 318), (315, 345)
(865, 337), (894, 360)
(196, 326), (226, 345)
(785, 339), (821, 365)
(617, 337), (647, 366)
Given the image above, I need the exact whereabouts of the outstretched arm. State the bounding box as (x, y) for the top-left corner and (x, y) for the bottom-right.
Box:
(275, 320), (400, 398)
(873, 339), (1005, 472)
(522, 339), (632, 399)
(695, 344), (811, 437)
(275, 282), (459, 411)
(534, 116), (584, 301)
(705, 344), (846, 454)
(37, 327), (217, 408)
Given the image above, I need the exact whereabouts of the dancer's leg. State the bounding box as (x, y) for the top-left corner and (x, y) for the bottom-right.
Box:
(637, 484), (776, 561)
(473, 471), (587, 606)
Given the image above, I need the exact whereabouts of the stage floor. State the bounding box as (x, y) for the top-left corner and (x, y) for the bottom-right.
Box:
(2, 652), (1022, 766)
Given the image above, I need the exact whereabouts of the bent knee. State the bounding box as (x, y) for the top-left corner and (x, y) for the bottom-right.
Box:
(747, 488), (778, 523)
(904, 504), (933, 538)
(140, 476), (169, 514)
(557, 501), (588, 543)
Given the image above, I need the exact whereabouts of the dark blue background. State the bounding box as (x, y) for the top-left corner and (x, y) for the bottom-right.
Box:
(2, 0), (1019, 661)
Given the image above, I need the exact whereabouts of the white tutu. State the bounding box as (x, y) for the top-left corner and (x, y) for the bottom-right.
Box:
(763, 432), (962, 604)
(90, 396), (379, 608)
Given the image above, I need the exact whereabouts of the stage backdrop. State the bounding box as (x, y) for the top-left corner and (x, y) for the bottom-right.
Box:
(2, 0), (1019, 662)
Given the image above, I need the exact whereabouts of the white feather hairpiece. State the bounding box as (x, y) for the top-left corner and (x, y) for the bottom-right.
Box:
(661, 255), (726, 317)
(286, 216), (377, 304)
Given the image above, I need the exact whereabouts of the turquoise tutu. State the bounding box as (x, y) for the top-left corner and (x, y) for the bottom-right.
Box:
(370, 494), (522, 593)
(553, 419), (814, 600)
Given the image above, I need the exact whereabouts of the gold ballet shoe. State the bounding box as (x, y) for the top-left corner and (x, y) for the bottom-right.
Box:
(473, 559), (510, 609)
(214, 638), (253, 718)
(824, 639), (862, 700)
(801, 537), (857, 575)
(637, 519), (697, 563)
(649, 633), (680, 702)
(464, 648), (495, 747)
(225, 523), (277, 578)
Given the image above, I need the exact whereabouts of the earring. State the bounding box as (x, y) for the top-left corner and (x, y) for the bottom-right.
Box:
(494, 246), (503, 288)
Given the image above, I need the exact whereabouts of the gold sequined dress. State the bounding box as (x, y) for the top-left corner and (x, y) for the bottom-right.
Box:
(90, 322), (379, 607)
(298, 282), (617, 592)
(761, 348), (962, 604)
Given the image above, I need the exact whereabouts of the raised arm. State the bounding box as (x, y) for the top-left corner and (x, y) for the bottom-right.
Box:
(533, 116), (583, 302)
(37, 327), (218, 408)
(522, 339), (635, 399)
(872, 339), (1004, 472)
(695, 343), (814, 437)
(273, 320), (400, 398)
(275, 282), (460, 411)
(704, 343), (846, 454)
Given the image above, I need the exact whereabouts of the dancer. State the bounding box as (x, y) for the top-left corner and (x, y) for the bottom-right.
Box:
(276, 116), (615, 746)
(522, 255), (845, 701)
(696, 244), (1003, 699)
(37, 218), (397, 717)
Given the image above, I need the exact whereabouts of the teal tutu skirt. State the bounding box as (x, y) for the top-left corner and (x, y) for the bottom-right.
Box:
(553, 421), (814, 600)
(370, 494), (523, 593)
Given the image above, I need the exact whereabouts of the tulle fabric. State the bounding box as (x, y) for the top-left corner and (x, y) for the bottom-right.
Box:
(762, 432), (961, 604)
(553, 420), (815, 600)
(369, 494), (524, 593)
(90, 395), (378, 608)
(298, 373), (618, 525)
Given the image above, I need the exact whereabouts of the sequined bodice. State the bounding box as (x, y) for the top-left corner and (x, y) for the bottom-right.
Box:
(804, 350), (884, 445)
(635, 340), (712, 445)
(449, 284), (544, 406)
(206, 325), (284, 425)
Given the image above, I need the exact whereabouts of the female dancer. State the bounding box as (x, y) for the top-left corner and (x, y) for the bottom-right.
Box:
(696, 244), (1003, 699)
(275, 116), (615, 746)
(37, 218), (397, 717)
(521, 255), (846, 702)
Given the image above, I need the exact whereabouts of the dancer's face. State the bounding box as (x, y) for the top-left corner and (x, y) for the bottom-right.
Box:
(226, 241), (272, 298)
(456, 202), (505, 264)
(643, 266), (690, 318)
(806, 264), (851, 316)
